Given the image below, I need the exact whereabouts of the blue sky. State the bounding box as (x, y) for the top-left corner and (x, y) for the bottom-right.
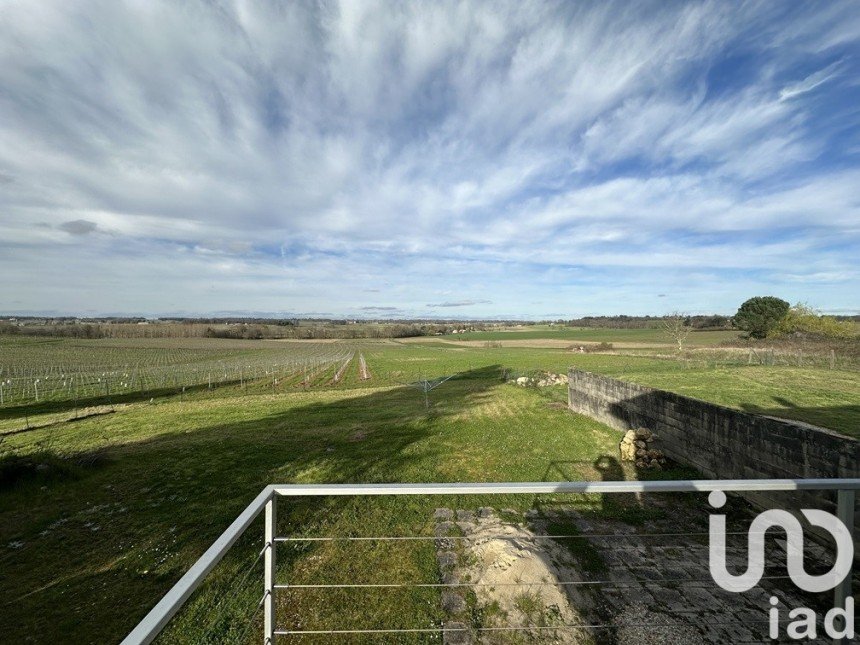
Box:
(1, 1), (858, 319)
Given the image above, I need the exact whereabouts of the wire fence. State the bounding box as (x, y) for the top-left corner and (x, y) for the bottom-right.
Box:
(635, 346), (860, 371)
(125, 480), (857, 645)
(0, 345), (354, 407)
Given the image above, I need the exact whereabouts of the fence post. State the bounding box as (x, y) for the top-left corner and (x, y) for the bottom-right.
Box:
(833, 488), (854, 644)
(264, 494), (277, 644)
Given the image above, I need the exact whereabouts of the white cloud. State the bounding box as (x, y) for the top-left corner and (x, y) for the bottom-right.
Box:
(779, 60), (844, 101)
(0, 0), (858, 316)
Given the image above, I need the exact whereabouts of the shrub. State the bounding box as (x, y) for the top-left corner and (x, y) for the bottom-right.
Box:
(586, 341), (614, 352)
(0, 322), (19, 335)
(772, 304), (858, 339)
(568, 342), (613, 352)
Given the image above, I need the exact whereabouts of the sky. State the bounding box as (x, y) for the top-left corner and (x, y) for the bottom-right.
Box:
(1, 1), (859, 319)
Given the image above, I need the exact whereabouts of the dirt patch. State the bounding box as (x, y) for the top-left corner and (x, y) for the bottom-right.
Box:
(358, 353), (371, 380)
(465, 514), (593, 642)
(436, 508), (597, 643)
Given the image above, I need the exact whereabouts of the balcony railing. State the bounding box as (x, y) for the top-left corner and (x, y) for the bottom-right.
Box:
(121, 479), (858, 644)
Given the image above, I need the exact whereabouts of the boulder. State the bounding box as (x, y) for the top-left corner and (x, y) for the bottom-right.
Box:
(619, 441), (637, 461)
(619, 429), (638, 461)
(619, 428), (670, 470)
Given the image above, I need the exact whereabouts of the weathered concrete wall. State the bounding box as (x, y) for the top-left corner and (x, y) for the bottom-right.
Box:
(567, 368), (859, 530)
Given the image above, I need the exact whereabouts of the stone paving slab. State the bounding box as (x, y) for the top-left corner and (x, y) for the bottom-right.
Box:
(432, 504), (848, 644)
(563, 512), (842, 644)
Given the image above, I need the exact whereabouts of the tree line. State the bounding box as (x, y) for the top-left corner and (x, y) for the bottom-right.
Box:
(561, 314), (733, 330)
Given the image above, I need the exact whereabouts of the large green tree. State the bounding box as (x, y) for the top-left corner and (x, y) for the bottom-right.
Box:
(733, 296), (790, 338)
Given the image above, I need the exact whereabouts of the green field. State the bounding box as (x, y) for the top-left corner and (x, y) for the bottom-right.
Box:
(1, 334), (858, 642)
(451, 326), (741, 345)
(3, 336), (856, 435)
(0, 360), (638, 642)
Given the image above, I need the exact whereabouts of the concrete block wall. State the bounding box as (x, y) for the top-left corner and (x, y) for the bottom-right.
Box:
(567, 368), (859, 530)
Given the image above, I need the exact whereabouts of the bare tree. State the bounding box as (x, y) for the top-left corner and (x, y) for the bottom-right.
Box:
(662, 312), (692, 353)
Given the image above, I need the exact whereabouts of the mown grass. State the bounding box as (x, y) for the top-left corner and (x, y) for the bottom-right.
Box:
(1, 364), (655, 643)
(611, 364), (860, 435)
(451, 326), (740, 346)
(347, 343), (860, 437)
(1, 334), (857, 643)
(3, 338), (856, 436)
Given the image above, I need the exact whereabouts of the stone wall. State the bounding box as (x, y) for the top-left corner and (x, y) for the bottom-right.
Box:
(567, 368), (859, 530)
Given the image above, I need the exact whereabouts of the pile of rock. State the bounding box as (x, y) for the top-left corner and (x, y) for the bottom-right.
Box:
(513, 372), (569, 387)
(619, 428), (668, 470)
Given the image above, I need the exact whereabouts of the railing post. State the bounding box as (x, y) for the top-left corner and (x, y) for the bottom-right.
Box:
(833, 488), (854, 644)
(264, 494), (277, 645)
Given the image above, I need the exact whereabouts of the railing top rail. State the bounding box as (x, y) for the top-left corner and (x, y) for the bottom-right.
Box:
(122, 478), (860, 645)
(271, 478), (860, 496)
(121, 485), (275, 645)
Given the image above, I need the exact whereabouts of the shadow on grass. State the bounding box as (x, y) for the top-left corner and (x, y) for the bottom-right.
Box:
(536, 457), (698, 526)
(0, 365), (509, 643)
(738, 401), (860, 437)
(0, 448), (109, 490)
(0, 380), (244, 421)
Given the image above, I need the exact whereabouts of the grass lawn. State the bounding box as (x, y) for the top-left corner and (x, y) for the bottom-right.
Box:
(1, 338), (856, 436)
(610, 365), (860, 435)
(2, 367), (667, 643)
(1, 335), (858, 642)
(361, 343), (860, 437)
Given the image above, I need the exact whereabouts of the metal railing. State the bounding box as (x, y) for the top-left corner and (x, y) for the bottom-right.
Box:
(121, 479), (859, 644)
